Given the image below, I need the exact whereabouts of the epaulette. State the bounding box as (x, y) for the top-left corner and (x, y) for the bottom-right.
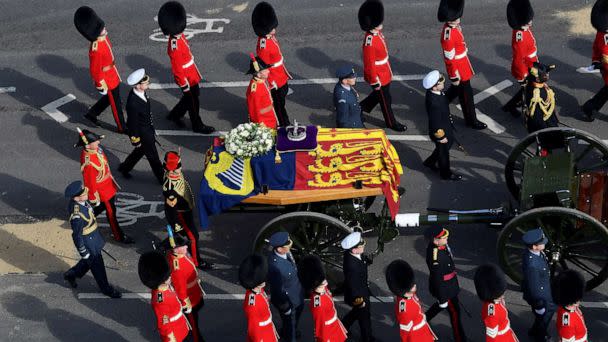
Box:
(170, 38), (178, 51)
(516, 31), (523, 42)
(71, 204), (80, 218)
(443, 27), (451, 41)
(314, 295), (320, 307)
(91, 41), (98, 51)
(488, 303), (495, 316)
(157, 292), (163, 303)
(248, 293), (256, 306)
(604, 34), (608, 46)
(173, 258), (180, 270)
(259, 38), (266, 49)
(432, 248), (439, 265)
(365, 35), (373, 47)
(562, 312), (570, 326)
(250, 82), (257, 92)
(399, 299), (406, 312)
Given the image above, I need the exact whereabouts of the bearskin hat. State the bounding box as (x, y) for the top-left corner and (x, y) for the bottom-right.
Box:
(158, 1), (187, 36)
(74, 6), (105, 42)
(252, 2), (278, 37)
(438, 0), (465, 22)
(358, 0), (384, 32)
(298, 255), (326, 293)
(592, 0), (608, 32)
(474, 264), (507, 301)
(507, 0), (534, 29)
(238, 254), (268, 290)
(138, 251), (171, 289)
(74, 127), (104, 148)
(386, 259), (415, 297)
(552, 270), (586, 306)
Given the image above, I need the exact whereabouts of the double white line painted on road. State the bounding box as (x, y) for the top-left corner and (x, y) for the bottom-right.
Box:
(41, 94), (75, 123)
(455, 79), (512, 134)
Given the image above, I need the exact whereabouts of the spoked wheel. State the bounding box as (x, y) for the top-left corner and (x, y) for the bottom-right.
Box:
(252, 211), (352, 291)
(498, 207), (608, 290)
(505, 127), (608, 200)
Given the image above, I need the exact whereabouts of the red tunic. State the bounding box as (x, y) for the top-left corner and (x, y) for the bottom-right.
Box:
(395, 295), (437, 342)
(481, 299), (518, 342)
(511, 28), (539, 81)
(80, 147), (118, 205)
(256, 35), (290, 90)
(89, 36), (121, 91)
(246, 78), (278, 129)
(592, 30), (608, 85)
(167, 252), (205, 310)
(362, 31), (393, 86)
(151, 284), (191, 342)
(310, 289), (347, 342)
(243, 289), (278, 342)
(168, 34), (202, 89)
(556, 306), (588, 342)
(441, 24), (474, 82)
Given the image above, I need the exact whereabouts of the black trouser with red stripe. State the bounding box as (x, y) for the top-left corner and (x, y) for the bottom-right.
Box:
(186, 301), (205, 342)
(360, 83), (398, 128)
(426, 296), (467, 342)
(88, 84), (126, 132)
(93, 197), (126, 242)
(271, 84), (290, 127)
(169, 84), (205, 130)
(446, 80), (478, 126)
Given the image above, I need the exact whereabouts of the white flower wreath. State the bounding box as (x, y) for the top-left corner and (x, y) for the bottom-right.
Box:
(224, 123), (274, 159)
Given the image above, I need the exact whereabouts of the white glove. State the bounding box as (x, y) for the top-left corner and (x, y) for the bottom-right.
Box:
(439, 301), (449, 309)
(183, 306), (192, 314)
(534, 308), (546, 315)
(82, 253), (90, 260)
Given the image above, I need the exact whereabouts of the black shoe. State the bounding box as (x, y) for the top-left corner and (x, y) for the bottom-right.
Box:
(166, 114), (186, 128)
(103, 287), (122, 299)
(581, 103), (596, 122)
(389, 123), (407, 132)
(63, 272), (77, 288)
(120, 235), (135, 244)
(193, 124), (216, 134)
(442, 173), (462, 181)
(84, 113), (100, 126)
(468, 120), (487, 130)
(197, 260), (215, 271)
(117, 163), (132, 179)
(502, 104), (521, 118)
(423, 160), (439, 172)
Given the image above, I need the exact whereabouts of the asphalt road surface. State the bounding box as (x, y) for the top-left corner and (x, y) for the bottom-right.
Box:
(0, 0), (607, 341)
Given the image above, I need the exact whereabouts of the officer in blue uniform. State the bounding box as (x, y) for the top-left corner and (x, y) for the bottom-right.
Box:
(267, 232), (305, 341)
(63, 181), (121, 298)
(521, 227), (555, 342)
(334, 65), (365, 128)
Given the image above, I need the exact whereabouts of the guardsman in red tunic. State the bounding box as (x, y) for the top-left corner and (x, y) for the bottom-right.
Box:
(239, 254), (279, 342)
(76, 128), (133, 244)
(474, 264), (519, 342)
(553, 270), (589, 342)
(299, 255), (348, 342)
(386, 260), (437, 342)
(357, 0), (406, 132)
(582, 0), (608, 122)
(164, 234), (206, 342)
(139, 251), (193, 342)
(502, 0), (538, 117)
(246, 54), (278, 129)
(158, 1), (215, 134)
(74, 6), (126, 133)
(438, 0), (486, 130)
(252, 2), (291, 127)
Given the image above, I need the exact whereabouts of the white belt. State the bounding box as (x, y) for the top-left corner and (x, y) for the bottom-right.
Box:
(528, 50), (537, 58)
(259, 316), (273, 326)
(187, 280), (199, 288)
(182, 59), (194, 68)
(412, 319), (427, 331)
(454, 49), (468, 60)
(272, 58), (284, 67)
(324, 314), (338, 325)
(375, 56), (389, 65)
(497, 325), (511, 335)
(169, 311), (183, 322)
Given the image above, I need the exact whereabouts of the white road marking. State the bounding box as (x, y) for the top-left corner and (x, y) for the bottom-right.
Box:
(0, 86), (16, 93)
(581, 301), (608, 309)
(41, 94), (75, 123)
(150, 74), (426, 90)
(577, 66), (600, 74)
(97, 192), (164, 228)
(150, 14), (230, 42)
(78, 292), (394, 303)
(455, 80), (511, 134)
(155, 129), (430, 141)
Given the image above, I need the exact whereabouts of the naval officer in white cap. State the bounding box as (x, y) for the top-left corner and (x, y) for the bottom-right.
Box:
(118, 68), (164, 183)
(422, 70), (461, 181)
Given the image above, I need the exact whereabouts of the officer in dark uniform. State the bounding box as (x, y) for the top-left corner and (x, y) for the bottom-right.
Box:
(266, 232), (305, 342)
(334, 65), (365, 128)
(523, 62), (558, 134)
(422, 70), (461, 181)
(522, 228), (555, 342)
(118, 68), (164, 183)
(341, 232), (376, 341)
(63, 181), (121, 298)
(425, 227), (467, 342)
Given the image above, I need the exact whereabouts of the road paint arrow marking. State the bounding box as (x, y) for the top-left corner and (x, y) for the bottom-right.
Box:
(41, 94), (75, 123)
(456, 79), (511, 134)
(0, 86), (16, 93)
